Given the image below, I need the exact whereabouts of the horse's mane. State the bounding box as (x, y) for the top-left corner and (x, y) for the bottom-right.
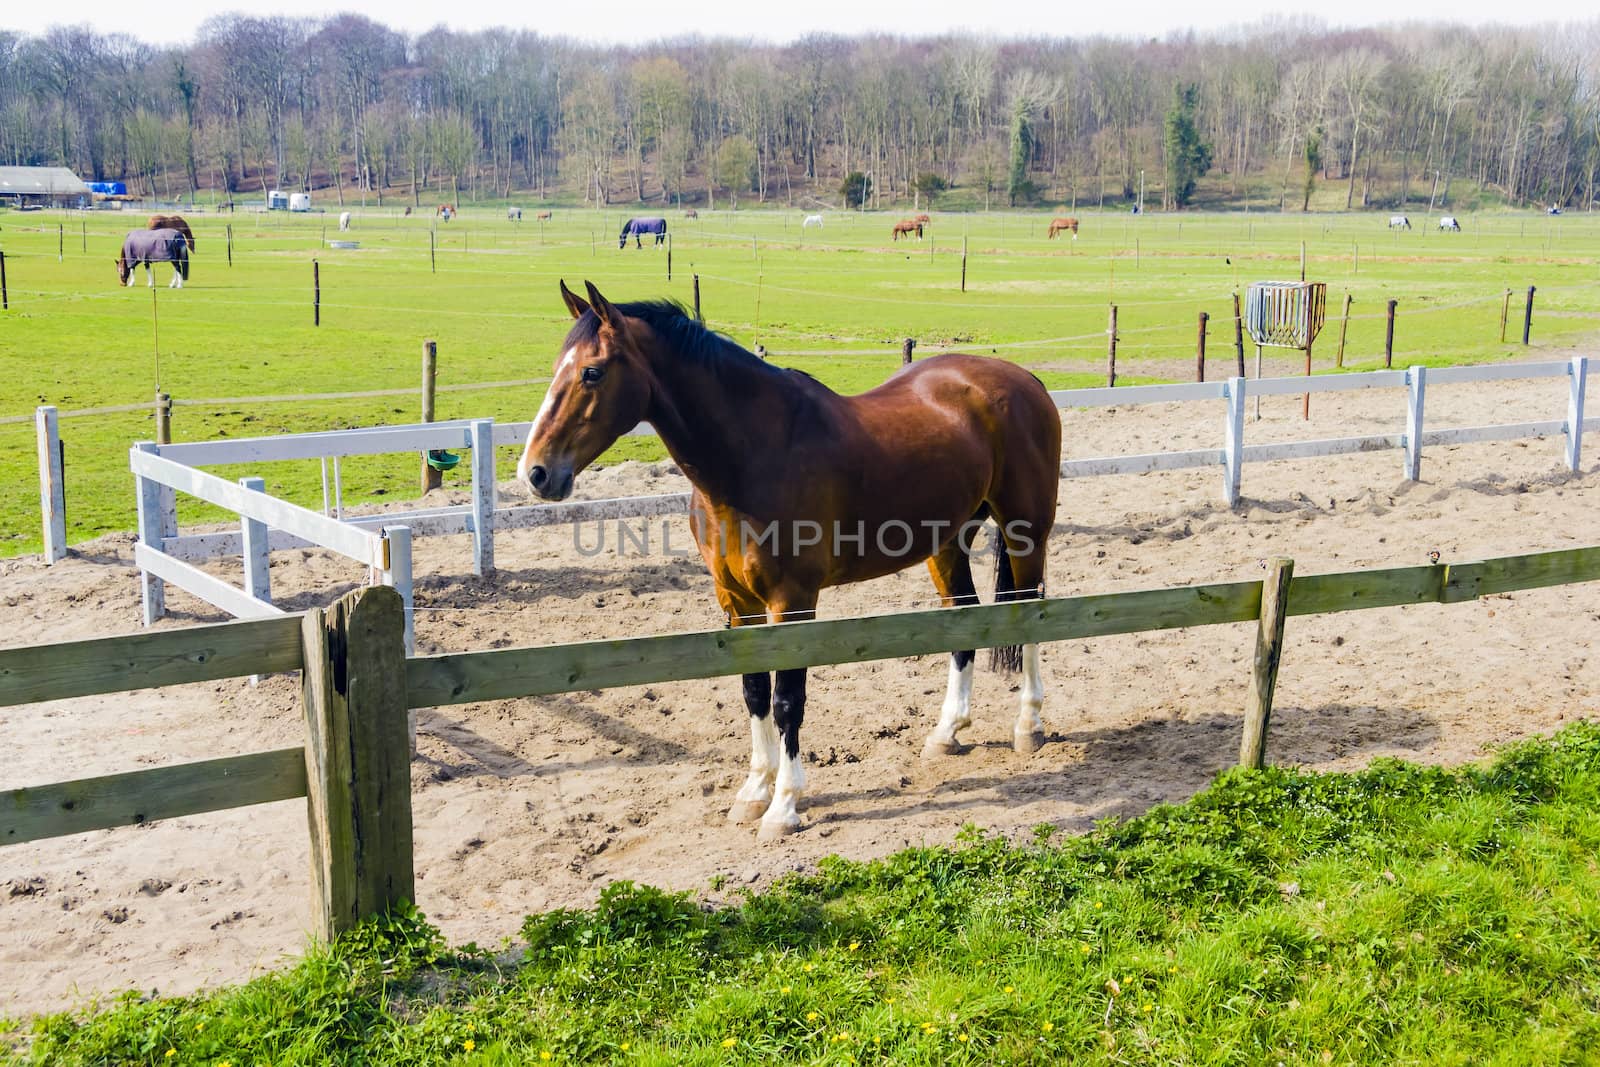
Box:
(564, 300), (797, 382)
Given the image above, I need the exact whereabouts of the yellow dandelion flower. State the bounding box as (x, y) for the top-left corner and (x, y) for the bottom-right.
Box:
(721, 1038), (737, 1049)
(1094, 901), (1103, 909)
(1080, 944), (1092, 955)
(781, 985), (792, 994)
(195, 1022), (206, 1033)
(1143, 1004), (1153, 1013)
(958, 1033), (970, 1043)
(1004, 985), (1015, 994)
(806, 1011), (820, 1022)
(164, 1052), (175, 1060)
(837, 1032), (850, 1042)
(803, 963), (815, 972)
(464, 1039), (476, 1052)
(1168, 966), (1178, 974)
(1042, 1021), (1055, 1033)
(620, 1043), (631, 1052)
(539, 1052), (553, 1062)
(886, 998), (894, 1005)
(848, 941), (860, 951)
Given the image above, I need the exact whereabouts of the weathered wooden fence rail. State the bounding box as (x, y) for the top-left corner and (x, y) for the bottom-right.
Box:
(4, 545), (1599, 940)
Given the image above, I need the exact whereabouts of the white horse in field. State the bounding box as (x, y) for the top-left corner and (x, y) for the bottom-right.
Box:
(338, 211), (351, 231)
(1439, 216), (1461, 231)
(802, 214), (824, 229)
(1388, 215), (1410, 229)
(508, 206), (523, 221)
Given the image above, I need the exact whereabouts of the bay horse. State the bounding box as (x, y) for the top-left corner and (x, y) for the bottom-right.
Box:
(1047, 217), (1079, 239)
(684, 208), (699, 219)
(620, 217), (668, 248)
(518, 281), (1062, 841)
(536, 210), (553, 221)
(147, 214), (195, 252)
(118, 228), (190, 288)
(891, 220), (922, 240)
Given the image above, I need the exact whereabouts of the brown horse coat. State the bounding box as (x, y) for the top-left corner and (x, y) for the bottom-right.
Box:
(891, 220), (923, 240)
(148, 214), (195, 251)
(1047, 216), (1079, 238)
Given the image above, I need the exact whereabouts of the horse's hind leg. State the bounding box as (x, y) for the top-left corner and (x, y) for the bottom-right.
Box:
(994, 521), (1049, 754)
(922, 537), (980, 758)
(729, 671), (777, 824)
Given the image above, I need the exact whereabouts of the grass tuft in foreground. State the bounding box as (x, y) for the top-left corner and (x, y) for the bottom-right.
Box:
(13, 722), (1600, 1064)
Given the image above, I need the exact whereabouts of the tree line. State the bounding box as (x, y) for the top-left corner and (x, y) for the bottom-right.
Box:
(1, 17), (1596, 211)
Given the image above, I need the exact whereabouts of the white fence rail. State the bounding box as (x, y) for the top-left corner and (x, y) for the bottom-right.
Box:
(24, 358), (1594, 647)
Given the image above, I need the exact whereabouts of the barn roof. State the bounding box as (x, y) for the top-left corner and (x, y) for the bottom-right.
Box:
(0, 166), (92, 195)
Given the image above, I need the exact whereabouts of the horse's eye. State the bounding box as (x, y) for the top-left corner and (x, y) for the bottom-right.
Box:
(581, 365), (605, 385)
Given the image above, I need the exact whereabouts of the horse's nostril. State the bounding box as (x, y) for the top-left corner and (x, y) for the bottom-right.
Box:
(528, 465), (548, 490)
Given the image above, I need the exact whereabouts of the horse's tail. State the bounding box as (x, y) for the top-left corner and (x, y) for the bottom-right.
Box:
(988, 539), (1023, 674)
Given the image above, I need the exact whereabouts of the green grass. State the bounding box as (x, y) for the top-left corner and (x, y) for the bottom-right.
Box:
(10, 722), (1600, 1064)
(2, 205), (1598, 556)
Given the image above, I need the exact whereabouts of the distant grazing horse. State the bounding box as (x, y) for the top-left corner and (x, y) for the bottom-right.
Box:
(1388, 215), (1411, 230)
(891, 219), (923, 240)
(437, 204), (455, 220)
(1047, 216), (1078, 239)
(404, 206), (413, 217)
(1439, 216), (1461, 232)
(620, 217), (668, 248)
(508, 206), (523, 221)
(684, 208), (699, 219)
(147, 214), (195, 252)
(339, 211), (352, 231)
(802, 214), (824, 229)
(536, 210), (553, 221)
(519, 281), (1061, 840)
(118, 228), (190, 288)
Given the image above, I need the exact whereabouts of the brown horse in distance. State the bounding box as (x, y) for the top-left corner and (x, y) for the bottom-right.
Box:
(518, 281), (1062, 841)
(891, 220), (923, 240)
(684, 208), (699, 218)
(913, 213), (931, 224)
(147, 214), (195, 252)
(536, 210), (553, 221)
(1047, 216), (1079, 239)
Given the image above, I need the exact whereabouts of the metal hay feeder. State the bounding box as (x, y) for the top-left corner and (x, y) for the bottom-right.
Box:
(1244, 281), (1327, 418)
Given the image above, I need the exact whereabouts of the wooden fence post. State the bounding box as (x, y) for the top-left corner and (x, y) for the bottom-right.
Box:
(1106, 304), (1119, 387)
(227, 224), (233, 268)
(313, 259), (321, 326)
(1499, 288), (1511, 342)
(1523, 285), (1536, 345)
(1232, 290), (1245, 379)
(960, 236), (968, 293)
(36, 406), (67, 564)
(693, 274), (702, 321)
(1384, 299), (1397, 368)
(1196, 311), (1208, 382)
(902, 337), (916, 365)
(1, 249), (8, 309)
(666, 232), (673, 282)
(1299, 240), (1305, 282)
(1239, 557), (1294, 770)
(301, 585), (414, 942)
(430, 229), (436, 273)
(155, 392), (172, 445)
(1335, 292), (1352, 368)
(420, 340), (441, 493)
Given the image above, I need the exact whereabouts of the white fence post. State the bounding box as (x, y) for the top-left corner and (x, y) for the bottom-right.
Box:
(1223, 377), (1245, 506)
(470, 419), (495, 576)
(36, 406), (67, 564)
(1404, 365), (1427, 481)
(133, 442), (166, 624)
(240, 476), (271, 605)
(1567, 356), (1587, 473)
(381, 525), (415, 656)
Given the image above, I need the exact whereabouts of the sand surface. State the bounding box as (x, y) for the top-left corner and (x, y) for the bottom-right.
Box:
(3, 372), (1597, 1019)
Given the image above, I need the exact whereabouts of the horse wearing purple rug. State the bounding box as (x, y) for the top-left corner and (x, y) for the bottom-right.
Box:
(619, 217), (668, 249)
(117, 228), (190, 289)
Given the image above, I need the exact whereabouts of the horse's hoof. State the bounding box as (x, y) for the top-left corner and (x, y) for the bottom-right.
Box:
(1013, 730), (1046, 755)
(757, 819), (798, 842)
(922, 737), (961, 759)
(727, 799), (769, 825)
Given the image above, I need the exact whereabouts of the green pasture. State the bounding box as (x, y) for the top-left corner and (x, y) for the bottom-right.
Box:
(10, 724), (1600, 1064)
(1, 205), (1597, 556)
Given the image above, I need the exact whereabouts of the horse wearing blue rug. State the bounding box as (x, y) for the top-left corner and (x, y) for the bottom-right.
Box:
(117, 228), (190, 289)
(619, 217), (667, 248)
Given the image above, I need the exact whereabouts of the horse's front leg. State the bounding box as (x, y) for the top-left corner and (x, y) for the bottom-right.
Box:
(758, 666), (808, 841)
(146, 263), (155, 288)
(728, 671), (778, 824)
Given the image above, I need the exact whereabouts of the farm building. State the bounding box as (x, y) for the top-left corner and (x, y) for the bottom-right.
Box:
(0, 165), (92, 208)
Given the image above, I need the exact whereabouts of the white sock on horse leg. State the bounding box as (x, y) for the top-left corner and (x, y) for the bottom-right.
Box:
(760, 747), (805, 834)
(731, 713), (778, 820)
(1014, 644), (1046, 752)
(923, 656), (973, 755)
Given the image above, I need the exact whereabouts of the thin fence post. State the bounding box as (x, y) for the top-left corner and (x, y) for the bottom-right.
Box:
(902, 337), (916, 365)
(1232, 290), (1245, 379)
(693, 274), (702, 321)
(1384, 299), (1397, 368)
(313, 259), (321, 326)
(227, 224), (233, 268)
(1196, 311), (1208, 382)
(1105, 304), (1119, 387)
(1223, 378), (1245, 507)
(469, 419), (495, 577)
(430, 229), (436, 273)
(155, 391), (172, 445)
(960, 237), (968, 292)
(1239, 557), (1294, 770)
(1, 249), (8, 309)
(1499, 288), (1511, 342)
(1299, 240), (1305, 281)
(36, 406), (67, 564)
(58, 223), (63, 262)
(1301, 338), (1314, 420)
(300, 584), (414, 942)
(240, 476), (271, 605)
(1404, 365), (1427, 481)
(1523, 285), (1536, 345)
(133, 441), (166, 624)
(1566, 356), (1587, 474)
(420, 340), (441, 493)
(379, 525), (415, 657)
(1336, 292), (1352, 368)
(666, 233), (672, 282)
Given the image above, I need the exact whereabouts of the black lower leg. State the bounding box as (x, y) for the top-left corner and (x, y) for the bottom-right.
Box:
(772, 668), (807, 760)
(742, 672), (772, 718)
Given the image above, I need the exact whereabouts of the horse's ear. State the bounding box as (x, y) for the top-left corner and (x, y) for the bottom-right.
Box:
(584, 282), (621, 329)
(559, 279), (590, 320)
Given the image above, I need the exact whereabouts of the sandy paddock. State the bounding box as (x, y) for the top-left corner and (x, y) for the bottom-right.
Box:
(2, 373), (1597, 1018)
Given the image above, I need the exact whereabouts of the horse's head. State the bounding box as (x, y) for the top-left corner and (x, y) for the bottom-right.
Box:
(115, 252), (130, 285)
(618, 222), (630, 248)
(517, 280), (656, 501)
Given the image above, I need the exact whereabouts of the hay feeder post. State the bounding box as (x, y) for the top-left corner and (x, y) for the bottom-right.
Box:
(1244, 281), (1327, 420)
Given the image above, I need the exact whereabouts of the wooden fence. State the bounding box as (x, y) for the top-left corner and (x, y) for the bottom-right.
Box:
(4, 544), (1599, 940)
